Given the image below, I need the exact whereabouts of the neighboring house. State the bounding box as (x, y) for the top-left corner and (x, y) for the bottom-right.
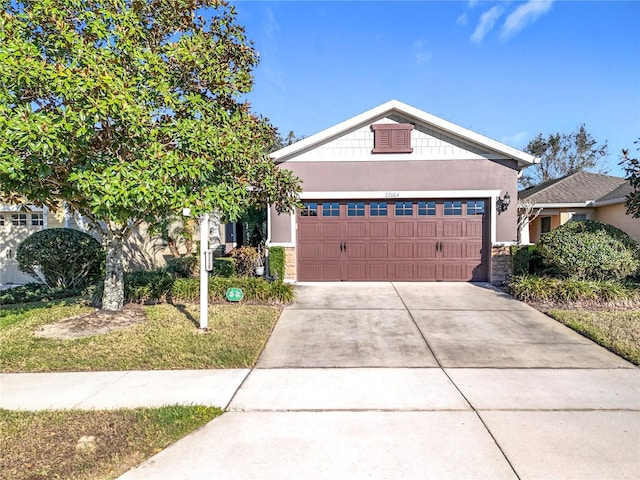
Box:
(518, 171), (639, 243)
(267, 100), (537, 284)
(0, 202), (225, 286)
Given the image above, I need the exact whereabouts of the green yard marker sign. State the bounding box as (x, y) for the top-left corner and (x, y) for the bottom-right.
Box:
(226, 288), (244, 302)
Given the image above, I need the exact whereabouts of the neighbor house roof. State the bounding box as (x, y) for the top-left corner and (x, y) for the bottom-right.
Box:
(519, 171), (628, 207)
(271, 99), (538, 169)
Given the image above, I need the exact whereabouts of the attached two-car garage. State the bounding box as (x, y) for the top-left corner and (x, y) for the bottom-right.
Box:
(297, 199), (488, 282)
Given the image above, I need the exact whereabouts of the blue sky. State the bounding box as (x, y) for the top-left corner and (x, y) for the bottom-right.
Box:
(234, 1), (640, 177)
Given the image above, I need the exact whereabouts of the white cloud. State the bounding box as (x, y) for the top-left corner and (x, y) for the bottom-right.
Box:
(412, 39), (433, 65)
(456, 12), (468, 26)
(501, 0), (554, 41)
(471, 5), (504, 43)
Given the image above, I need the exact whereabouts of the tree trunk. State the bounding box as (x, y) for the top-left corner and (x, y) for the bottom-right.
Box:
(102, 231), (125, 311)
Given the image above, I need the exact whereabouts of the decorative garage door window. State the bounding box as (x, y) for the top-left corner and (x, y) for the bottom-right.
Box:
(300, 202), (318, 216)
(297, 200), (488, 282)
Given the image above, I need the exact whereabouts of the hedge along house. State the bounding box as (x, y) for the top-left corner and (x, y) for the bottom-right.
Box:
(266, 100), (538, 284)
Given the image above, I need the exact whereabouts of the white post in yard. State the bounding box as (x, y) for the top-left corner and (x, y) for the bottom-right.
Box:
(199, 213), (209, 329)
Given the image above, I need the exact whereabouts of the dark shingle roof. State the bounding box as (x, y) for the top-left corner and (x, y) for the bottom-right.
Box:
(519, 171), (627, 204)
(597, 180), (633, 203)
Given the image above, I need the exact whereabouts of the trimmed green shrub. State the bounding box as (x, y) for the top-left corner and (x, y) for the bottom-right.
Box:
(511, 245), (546, 276)
(537, 220), (640, 280)
(165, 255), (199, 278)
(213, 258), (235, 277)
(230, 246), (259, 277)
(124, 270), (174, 303)
(507, 275), (640, 304)
(268, 246), (285, 282)
(0, 283), (80, 305)
(16, 228), (104, 290)
(172, 277), (294, 304)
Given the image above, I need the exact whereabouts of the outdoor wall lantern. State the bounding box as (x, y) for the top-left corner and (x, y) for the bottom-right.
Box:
(497, 192), (511, 215)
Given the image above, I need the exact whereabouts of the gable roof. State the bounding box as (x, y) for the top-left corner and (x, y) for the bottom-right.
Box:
(519, 171), (628, 206)
(271, 99), (538, 168)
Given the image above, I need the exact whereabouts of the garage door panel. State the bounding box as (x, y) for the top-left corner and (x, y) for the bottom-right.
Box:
(441, 263), (464, 281)
(368, 263), (389, 280)
(441, 242), (462, 259)
(322, 223), (342, 238)
(443, 221), (462, 237)
(322, 243), (341, 259)
(346, 243), (366, 258)
(370, 243), (389, 258)
(395, 222), (414, 237)
(299, 243), (320, 260)
(393, 263), (415, 280)
(417, 222), (437, 237)
(347, 223), (366, 238)
(465, 221), (483, 238)
(370, 222), (389, 237)
(394, 243), (414, 259)
(299, 223), (320, 239)
(345, 263), (367, 280)
(465, 241), (483, 258)
(416, 263), (437, 280)
(416, 242), (437, 259)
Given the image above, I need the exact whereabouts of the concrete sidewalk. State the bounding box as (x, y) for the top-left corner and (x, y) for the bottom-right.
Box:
(2, 282), (639, 480)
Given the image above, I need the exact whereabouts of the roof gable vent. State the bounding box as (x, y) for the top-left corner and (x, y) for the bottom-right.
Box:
(371, 123), (414, 154)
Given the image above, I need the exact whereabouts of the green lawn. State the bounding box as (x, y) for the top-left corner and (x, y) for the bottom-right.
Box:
(0, 406), (222, 480)
(0, 301), (281, 372)
(547, 309), (640, 365)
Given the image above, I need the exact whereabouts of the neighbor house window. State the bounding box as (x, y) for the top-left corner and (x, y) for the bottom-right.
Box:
(0, 215), (4, 226)
(418, 201), (436, 216)
(371, 123), (414, 154)
(395, 202), (413, 216)
(11, 213), (27, 226)
(322, 202), (340, 217)
(444, 201), (462, 216)
(369, 202), (387, 216)
(31, 213), (44, 226)
(347, 202), (365, 216)
(540, 217), (551, 234)
(300, 202), (318, 217)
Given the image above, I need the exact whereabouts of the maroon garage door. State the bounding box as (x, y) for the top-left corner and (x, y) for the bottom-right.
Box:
(297, 200), (488, 282)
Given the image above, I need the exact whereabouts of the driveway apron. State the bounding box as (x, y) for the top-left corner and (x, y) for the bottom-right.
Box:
(120, 283), (640, 480)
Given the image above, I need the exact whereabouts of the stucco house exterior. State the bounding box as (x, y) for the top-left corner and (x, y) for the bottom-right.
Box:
(266, 100), (538, 284)
(518, 171), (639, 243)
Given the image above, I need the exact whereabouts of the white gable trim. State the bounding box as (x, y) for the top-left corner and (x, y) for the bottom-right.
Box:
(272, 100), (538, 168)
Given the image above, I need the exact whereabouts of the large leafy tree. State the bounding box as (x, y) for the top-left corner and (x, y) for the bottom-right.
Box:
(520, 124), (609, 188)
(620, 140), (640, 218)
(0, 0), (301, 311)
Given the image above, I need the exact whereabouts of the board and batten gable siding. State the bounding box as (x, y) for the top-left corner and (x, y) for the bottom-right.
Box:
(283, 114), (506, 162)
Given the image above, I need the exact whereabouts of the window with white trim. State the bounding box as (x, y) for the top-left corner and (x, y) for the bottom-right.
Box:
(31, 213), (44, 226)
(11, 213), (27, 226)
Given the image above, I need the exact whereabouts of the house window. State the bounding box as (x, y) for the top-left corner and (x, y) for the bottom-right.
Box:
(395, 202), (413, 216)
(322, 202), (340, 217)
(466, 201), (485, 216)
(418, 201), (436, 216)
(371, 123), (414, 154)
(571, 214), (588, 222)
(444, 201), (462, 216)
(31, 213), (44, 226)
(0, 214), (4, 226)
(369, 202), (387, 216)
(540, 217), (551, 234)
(11, 213), (27, 226)
(300, 202), (318, 217)
(347, 202), (365, 217)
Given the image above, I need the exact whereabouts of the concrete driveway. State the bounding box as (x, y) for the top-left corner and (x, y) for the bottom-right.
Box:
(120, 283), (640, 480)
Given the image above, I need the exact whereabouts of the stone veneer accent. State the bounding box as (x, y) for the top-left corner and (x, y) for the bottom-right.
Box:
(490, 245), (512, 285)
(284, 247), (296, 282)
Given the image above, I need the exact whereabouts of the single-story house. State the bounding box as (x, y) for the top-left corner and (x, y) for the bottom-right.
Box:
(518, 171), (638, 243)
(266, 100), (538, 284)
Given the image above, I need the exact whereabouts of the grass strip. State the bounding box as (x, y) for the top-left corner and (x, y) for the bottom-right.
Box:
(1, 302), (280, 372)
(0, 405), (222, 480)
(547, 309), (640, 365)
